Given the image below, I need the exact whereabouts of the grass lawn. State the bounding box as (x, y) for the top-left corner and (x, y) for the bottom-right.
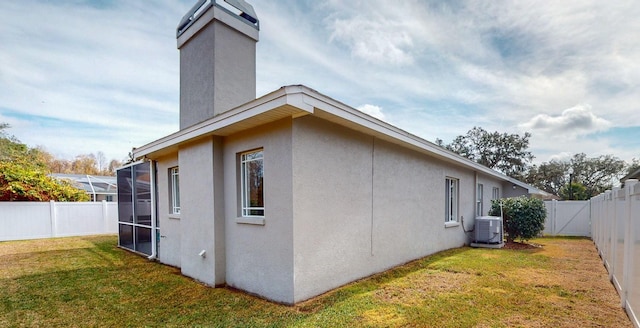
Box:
(0, 235), (631, 327)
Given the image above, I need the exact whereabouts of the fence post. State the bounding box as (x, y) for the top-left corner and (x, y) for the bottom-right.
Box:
(623, 179), (638, 308)
(49, 200), (57, 238)
(604, 190), (612, 269)
(551, 199), (557, 235)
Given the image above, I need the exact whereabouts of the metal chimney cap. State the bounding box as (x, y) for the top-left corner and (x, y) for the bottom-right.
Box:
(177, 0), (259, 37)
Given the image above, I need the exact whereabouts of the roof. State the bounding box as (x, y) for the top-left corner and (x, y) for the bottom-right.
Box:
(51, 174), (117, 195)
(621, 167), (640, 183)
(133, 85), (542, 195)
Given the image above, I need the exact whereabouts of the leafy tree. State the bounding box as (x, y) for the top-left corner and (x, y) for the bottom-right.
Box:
(438, 127), (534, 178)
(624, 158), (640, 177)
(558, 182), (588, 200)
(489, 197), (546, 242)
(0, 161), (88, 201)
(523, 160), (569, 196)
(0, 123), (89, 201)
(570, 153), (625, 197)
(525, 153), (627, 198)
(71, 154), (100, 175)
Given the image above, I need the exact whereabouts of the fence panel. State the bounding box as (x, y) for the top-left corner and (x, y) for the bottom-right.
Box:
(626, 182), (640, 325)
(543, 200), (591, 236)
(0, 201), (118, 241)
(613, 188), (626, 292)
(0, 202), (52, 241)
(592, 179), (640, 327)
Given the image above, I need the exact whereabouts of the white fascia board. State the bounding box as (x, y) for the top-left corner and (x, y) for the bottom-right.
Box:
(133, 87), (312, 158)
(294, 86), (527, 186)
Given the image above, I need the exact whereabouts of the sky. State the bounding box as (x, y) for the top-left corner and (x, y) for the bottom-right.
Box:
(1, 0), (639, 166)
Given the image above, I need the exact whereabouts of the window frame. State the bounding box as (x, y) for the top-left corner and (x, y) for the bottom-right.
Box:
(445, 177), (459, 224)
(492, 187), (500, 200)
(476, 183), (484, 216)
(169, 167), (180, 215)
(240, 149), (264, 217)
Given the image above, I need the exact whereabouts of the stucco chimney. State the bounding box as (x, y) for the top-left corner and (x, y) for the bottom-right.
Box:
(177, 0), (259, 129)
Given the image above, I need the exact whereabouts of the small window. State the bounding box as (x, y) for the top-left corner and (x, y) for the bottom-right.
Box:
(477, 183), (484, 216)
(492, 187), (500, 200)
(445, 177), (459, 223)
(169, 167), (180, 214)
(241, 149), (264, 217)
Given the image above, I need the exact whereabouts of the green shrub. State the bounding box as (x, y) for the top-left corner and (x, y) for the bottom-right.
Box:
(489, 196), (546, 242)
(0, 161), (89, 201)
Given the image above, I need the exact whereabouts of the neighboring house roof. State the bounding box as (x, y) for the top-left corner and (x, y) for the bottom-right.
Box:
(51, 174), (117, 195)
(621, 167), (640, 183)
(133, 84), (542, 195)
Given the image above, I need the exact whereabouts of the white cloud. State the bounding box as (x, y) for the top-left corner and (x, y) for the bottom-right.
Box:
(519, 104), (611, 137)
(356, 104), (386, 120)
(328, 16), (414, 66)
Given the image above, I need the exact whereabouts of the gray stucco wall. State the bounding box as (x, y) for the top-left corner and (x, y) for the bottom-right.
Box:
(147, 113), (525, 304)
(178, 137), (225, 286)
(223, 118), (295, 304)
(155, 155), (181, 268)
(476, 174), (507, 217)
(290, 116), (501, 302)
(502, 182), (530, 198)
(179, 17), (256, 129)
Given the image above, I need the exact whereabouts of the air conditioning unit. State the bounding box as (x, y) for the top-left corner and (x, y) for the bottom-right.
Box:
(472, 216), (504, 248)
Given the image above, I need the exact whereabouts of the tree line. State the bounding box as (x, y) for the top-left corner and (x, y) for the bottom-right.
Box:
(0, 123), (123, 201)
(437, 126), (637, 200)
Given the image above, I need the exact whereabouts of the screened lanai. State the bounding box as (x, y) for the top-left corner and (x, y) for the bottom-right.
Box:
(116, 161), (156, 256)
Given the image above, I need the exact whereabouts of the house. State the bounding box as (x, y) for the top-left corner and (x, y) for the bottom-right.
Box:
(117, 0), (538, 304)
(51, 173), (117, 202)
(621, 167), (640, 187)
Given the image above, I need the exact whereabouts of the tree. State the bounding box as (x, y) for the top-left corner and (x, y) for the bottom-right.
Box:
(70, 154), (99, 175)
(570, 153), (625, 197)
(624, 158), (640, 177)
(438, 127), (534, 178)
(0, 161), (88, 201)
(0, 123), (89, 201)
(525, 153), (627, 198)
(559, 182), (588, 200)
(523, 160), (569, 196)
(107, 159), (122, 175)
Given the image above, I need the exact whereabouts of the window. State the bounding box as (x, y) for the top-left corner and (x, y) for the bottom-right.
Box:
(170, 167), (180, 214)
(241, 149), (264, 217)
(492, 187), (500, 200)
(477, 183), (484, 216)
(445, 177), (459, 223)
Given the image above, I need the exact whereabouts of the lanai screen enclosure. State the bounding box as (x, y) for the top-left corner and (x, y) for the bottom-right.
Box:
(117, 161), (156, 256)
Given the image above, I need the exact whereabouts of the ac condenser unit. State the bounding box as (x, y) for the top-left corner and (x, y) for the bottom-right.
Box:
(472, 216), (504, 248)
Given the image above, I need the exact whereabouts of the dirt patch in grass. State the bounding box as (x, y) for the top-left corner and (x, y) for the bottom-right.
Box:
(503, 240), (542, 250)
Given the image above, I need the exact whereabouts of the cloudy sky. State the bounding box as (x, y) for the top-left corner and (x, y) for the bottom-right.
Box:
(1, 0), (639, 165)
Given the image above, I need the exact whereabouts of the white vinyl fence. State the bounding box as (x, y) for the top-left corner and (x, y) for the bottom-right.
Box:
(0, 201), (118, 241)
(591, 179), (640, 327)
(543, 200), (591, 237)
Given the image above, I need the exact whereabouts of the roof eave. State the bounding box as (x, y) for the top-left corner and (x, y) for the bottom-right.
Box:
(133, 84), (538, 190)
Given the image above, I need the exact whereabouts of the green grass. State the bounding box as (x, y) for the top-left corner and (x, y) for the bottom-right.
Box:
(0, 236), (631, 327)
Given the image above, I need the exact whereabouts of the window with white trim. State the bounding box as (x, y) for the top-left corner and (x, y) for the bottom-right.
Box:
(492, 187), (500, 200)
(241, 149), (264, 217)
(445, 177), (459, 223)
(169, 167), (180, 214)
(477, 183), (484, 216)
